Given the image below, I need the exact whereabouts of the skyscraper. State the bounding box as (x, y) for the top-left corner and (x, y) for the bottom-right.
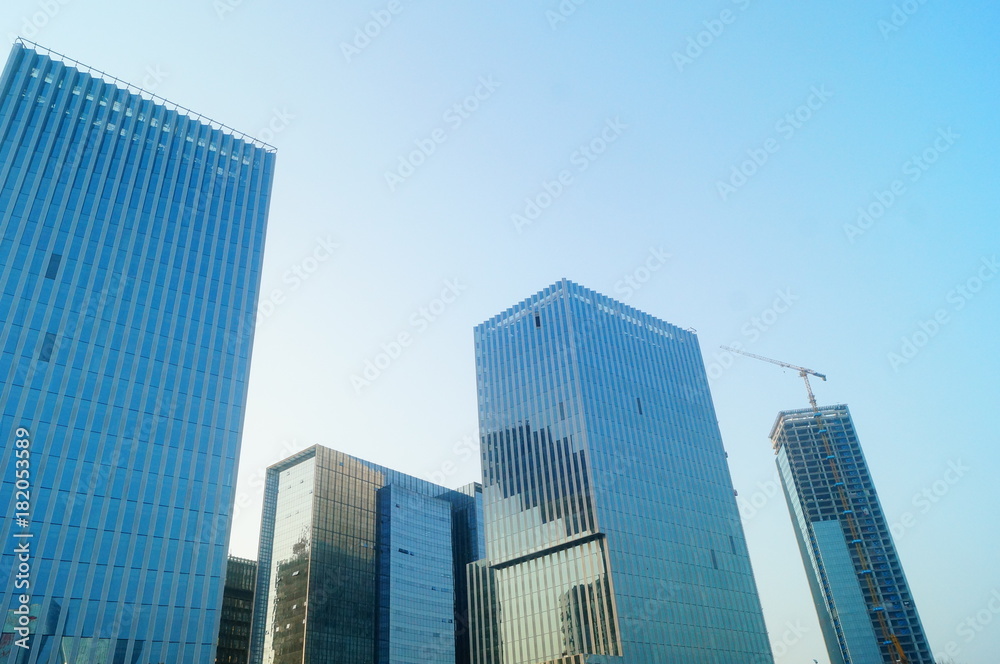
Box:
(0, 40), (274, 662)
(772, 405), (933, 664)
(216, 556), (257, 664)
(249, 445), (484, 664)
(467, 279), (774, 664)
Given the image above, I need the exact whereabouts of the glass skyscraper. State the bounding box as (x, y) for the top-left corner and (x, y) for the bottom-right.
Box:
(217, 556), (257, 664)
(468, 279), (774, 664)
(772, 405), (933, 664)
(0, 41), (275, 662)
(249, 445), (484, 664)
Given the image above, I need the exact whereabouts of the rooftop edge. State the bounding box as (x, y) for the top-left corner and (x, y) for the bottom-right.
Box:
(14, 38), (276, 153)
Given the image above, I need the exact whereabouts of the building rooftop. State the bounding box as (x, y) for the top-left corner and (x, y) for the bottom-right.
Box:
(14, 38), (275, 153)
(768, 403), (851, 440)
(476, 277), (694, 343)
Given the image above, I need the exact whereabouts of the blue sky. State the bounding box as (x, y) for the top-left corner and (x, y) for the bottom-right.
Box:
(5, 0), (998, 661)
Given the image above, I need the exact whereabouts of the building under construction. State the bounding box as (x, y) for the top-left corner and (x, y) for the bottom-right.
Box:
(771, 405), (933, 664)
(724, 347), (933, 663)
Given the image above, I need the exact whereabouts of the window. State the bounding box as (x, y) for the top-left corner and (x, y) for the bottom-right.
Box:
(636, 397), (643, 415)
(45, 253), (61, 279)
(39, 333), (56, 362)
(534, 313), (541, 328)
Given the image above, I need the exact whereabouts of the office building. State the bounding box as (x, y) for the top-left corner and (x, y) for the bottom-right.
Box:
(0, 40), (275, 662)
(217, 556), (257, 664)
(772, 405), (933, 664)
(249, 445), (484, 664)
(467, 279), (774, 664)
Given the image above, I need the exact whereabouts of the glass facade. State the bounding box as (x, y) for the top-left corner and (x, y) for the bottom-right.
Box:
(261, 458), (314, 664)
(811, 521), (882, 663)
(469, 279), (774, 664)
(216, 556), (257, 664)
(451, 482), (485, 660)
(376, 485), (454, 664)
(250, 446), (484, 664)
(0, 42), (274, 663)
(772, 405), (934, 664)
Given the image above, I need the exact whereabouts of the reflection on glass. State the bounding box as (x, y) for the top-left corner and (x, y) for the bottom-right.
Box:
(469, 280), (774, 664)
(251, 447), (483, 664)
(262, 458), (314, 664)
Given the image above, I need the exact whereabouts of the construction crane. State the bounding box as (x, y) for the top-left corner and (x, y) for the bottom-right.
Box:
(719, 346), (826, 410)
(722, 345), (910, 664)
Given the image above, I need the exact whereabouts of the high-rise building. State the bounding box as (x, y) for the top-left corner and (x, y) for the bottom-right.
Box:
(0, 40), (275, 662)
(467, 279), (774, 664)
(249, 445), (484, 664)
(771, 405), (933, 664)
(217, 556), (258, 664)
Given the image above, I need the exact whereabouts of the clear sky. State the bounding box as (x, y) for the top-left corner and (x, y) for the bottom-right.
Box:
(5, 1), (998, 662)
